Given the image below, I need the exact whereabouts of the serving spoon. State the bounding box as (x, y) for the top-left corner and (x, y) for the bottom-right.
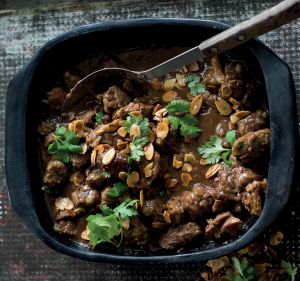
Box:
(62, 0), (300, 112)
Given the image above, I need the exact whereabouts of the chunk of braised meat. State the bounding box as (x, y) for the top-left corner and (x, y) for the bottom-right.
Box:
(237, 110), (268, 136)
(53, 220), (77, 236)
(43, 160), (68, 187)
(97, 53), (127, 69)
(71, 185), (100, 207)
(114, 102), (153, 119)
(70, 153), (90, 169)
(203, 90), (217, 107)
(165, 184), (210, 224)
(79, 110), (96, 126)
(141, 197), (164, 218)
(242, 179), (267, 215)
(85, 169), (107, 187)
(55, 209), (76, 221)
(47, 87), (66, 110)
(123, 217), (148, 245)
(139, 152), (161, 189)
(100, 187), (113, 206)
(232, 128), (271, 163)
(205, 212), (242, 238)
(103, 85), (130, 113)
(224, 61), (244, 82)
(215, 120), (229, 138)
(38, 120), (56, 135)
(63, 71), (80, 90)
(203, 56), (225, 87)
(159, 222), (201, 250)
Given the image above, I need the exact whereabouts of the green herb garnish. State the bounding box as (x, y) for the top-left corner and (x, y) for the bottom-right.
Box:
(166, 99), (201, 138)
(198, 130), (237, 165)
(87, 199), (138, 248)
(95, 111), (105, 124)
(281, 260), (298, 281)
(103, 171), (111, 178)
(185, 74), (206, 96)
(226, 257), (255, 281)
(107, 182), (128, 198)
(48, 127), (81, 163)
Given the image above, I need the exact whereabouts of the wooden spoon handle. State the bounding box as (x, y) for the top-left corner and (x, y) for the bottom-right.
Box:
(199, 0), (300, 57)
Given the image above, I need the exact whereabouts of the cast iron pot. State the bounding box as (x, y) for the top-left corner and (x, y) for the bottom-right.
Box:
(5, 18), (296, 264)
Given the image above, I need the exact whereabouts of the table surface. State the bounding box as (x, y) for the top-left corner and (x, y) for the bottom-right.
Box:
(1, 0), (300, 280)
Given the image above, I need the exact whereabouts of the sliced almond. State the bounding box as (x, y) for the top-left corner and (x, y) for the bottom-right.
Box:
(117, 126), (127, 137)
(219, 84), (232, 98)
(154, 108), (167, 118)
(95, 119), (121, 135)
(130, 124), (141, 138)
(230, 110), (251, 124)
(166, 178), (178, 188)
(173, 154), (183, 169)
(144, 162), (154, 178)
(144, 143), (154, 161)
(102, 148), (116, 165)
(68, 119), (85, 137)
(270, 231), (284, 246)
(184, 153), (197, 165)
(228, 97), (240, 110)
(162, 91), (178, 102)
(118, 171), (128, 181)
(163, 78), (176, 91)
(117, 139), (128, 150)
(139, 190), (144, 207)
(153, 103), (163, 114)
(181, 65), (188, 73)
(91, 149), (97, 166)
(228, 121), (236, 130)
(182, 163), (193, 173)
(205, 163), (222, 179)
(190, 95), (203, 115)
(55, 197), (74, 211)
(181, 173), (192, 187)
(151, 78), (162, 90)
(127, 171), (139, 188)
(81, 226), (90, 241)
(156, 118), (169, 140)
(187, 62), (199, 72)
(80, 143), (87, 154)
(206, 257), (229, 270)
(176, 73), (185, 87)
(199, 158), (208, 166)
(163, 210), (171, 224)
(215, 97), (232, 116)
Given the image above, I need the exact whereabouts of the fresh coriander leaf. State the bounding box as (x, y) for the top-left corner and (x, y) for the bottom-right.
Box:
(226, 130), (237, 146)
(179, 114), (202, 138)
(232, 257), (245, 277)
(107, 182), (128, 198)
(122, 114), (143, 132)
(221, 150), (232, 166)
(168, 115), (181, 130)
(185, 74), (206, 96)
(166, 99), (190, 114)
(48, 127), (81, 163)
(113, 199), (138, 220)
(103, 171), (111, 178)
(100, 204), (113, 216)
(281, 260), (298, 281)
(128, 136), (149, 164)
(95, 111), (105, 124)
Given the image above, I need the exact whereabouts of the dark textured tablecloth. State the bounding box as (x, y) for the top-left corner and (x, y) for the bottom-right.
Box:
(1, 1), (299, 280)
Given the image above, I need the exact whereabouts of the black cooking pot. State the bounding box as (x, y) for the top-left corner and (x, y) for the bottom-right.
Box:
(5, 18), (296, 264)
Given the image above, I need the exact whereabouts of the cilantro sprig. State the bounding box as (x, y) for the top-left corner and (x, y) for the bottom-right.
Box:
(107, 182), (128, 198)
(198, 130), (237, 166)
(226, 257), (255, 281)
(166, 99), (201, 139)
(87, 199), (138, 248)
(281, 260), (298, 281)
(122, 114), (149, 163)
(185, 74), (206, 96)
(48, 127), (81, 163)
(95, 111), (106, 124)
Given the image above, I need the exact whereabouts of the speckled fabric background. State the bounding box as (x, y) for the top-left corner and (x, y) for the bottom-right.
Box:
(0, 0), (300, 280)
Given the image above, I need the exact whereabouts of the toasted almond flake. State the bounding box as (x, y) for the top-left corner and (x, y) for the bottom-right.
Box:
(117, 139), (128, 150)
(153, 104), (162, 113)
(81, 226), (90, 241)
(144, 162), (153, 178)
(167, 178), (178, 188)
(139, 190), (144, 207)
(176, 73), (185, 87)
(153, 116), (160, 122)
(182, 163), (193, 173)
(118, 171), (128, 181)
(181, 65), (188, 73)
(55, 197), (74, 211)
(228, 121), (236, 130)
(184, 153), (197, 164)
(173, 154), (183, 169)
(205, 163), (222, 179)
(154, 108), (167, 118)
(181, 173), (192, 187)
(151, 78), (162, 90)
(68, 119), (85, 137)
(163, 78), (176, 91)
(190, 95), (203, 115)
(162, 91), (178, 102)
(270, 231), (284, 246)
(219, 84), (232, 98)
(130, 124), (141, 138)
(230, 110), (251, 124)
(228, 97), (240, 110)
(102, 148), (116, 165)
(91, 149), (97, 166)
(144, 143), (154, 161)
(187, 62), (199, 72)
(156, 118), (169, 140)
(163, 211), (171, 224)
(95, 119), (121, 135)
(80, 143), (88, 154)
(206, 257), (228, 270)
(117, 126), (127, 137)
(215, 97), (232, 116)
(127, 171), (139, 188)
(199, 159), (208, 167)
